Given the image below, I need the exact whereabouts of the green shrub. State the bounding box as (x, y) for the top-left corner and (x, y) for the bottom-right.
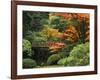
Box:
(67, 42), (89, 66)
(58, 52), (68, 58)
(57, 58), (67, 66)
(23, 58), (37, 68)
(70, 42), (89, 58)
(57, 42), (89, 66)
(59, 44), (76, 58)
(23, 39), (32, 58)
(47, 54), (61, 65)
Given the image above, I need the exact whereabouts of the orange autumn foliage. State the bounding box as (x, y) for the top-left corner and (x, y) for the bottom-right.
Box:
(63, 25), (79, 43)
(77, 13), (90, 19)
(48, 12), (90, 50)
(49, 13), (89, 20)
(85, 30), (89, 41)
(48, 42), (65, 52)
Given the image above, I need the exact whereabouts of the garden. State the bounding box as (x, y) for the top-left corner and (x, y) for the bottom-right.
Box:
(22, 11), (90, 68)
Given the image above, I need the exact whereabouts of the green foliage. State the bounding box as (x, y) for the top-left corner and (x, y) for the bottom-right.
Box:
(66, 18), (80, 27)
(23, 11), (49, 37)
(23, 58), (37, 68)
(48, 37), (60, 42)
(49, 16), (67, 32)
(24, 31), (33, 43)
(67, 42), (89, 66)
(47, 54), (61, 65)
(23, 39), (32, 58)
(58, 44), (76, 58)
(57, 57), (67, 66)
(25, 31), (47, 44)
(70, 42), (89, 57)
(58, 51), (67, 59)
(32, 35), (47, 42)
(57, 42), (89, 66)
